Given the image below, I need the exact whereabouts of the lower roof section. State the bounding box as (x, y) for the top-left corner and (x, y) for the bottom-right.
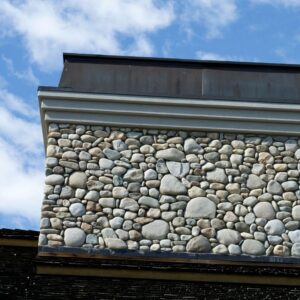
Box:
(39, 89), (300, 148)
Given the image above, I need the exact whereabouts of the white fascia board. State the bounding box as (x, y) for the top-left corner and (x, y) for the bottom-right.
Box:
(38, 90), (300, 150)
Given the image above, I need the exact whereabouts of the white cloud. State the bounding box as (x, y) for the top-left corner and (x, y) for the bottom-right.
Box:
(0, 89), (44, 222)
(0, 0), (174, 71)
(181, 0), (238, 39)
(251, 0), (300, 7)
(196, 50), (249, 61)
(2, 55), (39, 86)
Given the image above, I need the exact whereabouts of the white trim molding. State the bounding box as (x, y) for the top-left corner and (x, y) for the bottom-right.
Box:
(38, 90), (300, 148)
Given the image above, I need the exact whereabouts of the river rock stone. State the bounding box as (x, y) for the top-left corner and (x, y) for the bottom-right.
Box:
(69, 203), (86, 217)
(206, 168), (227, 184)
(282, 181), (298, 191)
(45, 174), (64, 185)
(123, 169), (143, 182)
(156, 148), (185, 161)
(267, 180), (283, 195)
(105, 238), (127, 250)
(184, 138), (202, 154)
(99, 158), (114, 169)
(138, 196), (159, 208)
(217, 229), (241, 246)
(103, 148), (121, 160)
(160, 174), (187, 195)
(241, 239), (265, 255)
(120, 198), (139, 212)
(64, 228), (86, 247)
(166, 161), (190, 178)
(264, 220), (285, 235)
(253, 202), (275, 220)
(69, 172), (87, 188)
(142, 220), (169, 240)
(186, 235), (211, 252)
(247, 174), (265, 189)
(292, 206), (300, 221)
(185, 197), (216, 219)
(288, 230), (300, 243)
(291, 243), (300, 256)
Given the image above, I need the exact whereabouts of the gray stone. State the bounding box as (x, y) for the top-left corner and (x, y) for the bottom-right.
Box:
(246, 174), (265, 189)
(228, 244), (241, 255)
(102, 228), (117, 238)
(156, 159), (169, 174)
(282, 181), (298, 192)
(99, 198), (116, 208)
(84, 190), (99, 201)
(292, 206), (300, 221)
(206, 168), (227, 184)
(138, 196), (159, 208)
(69, 203), (86, 217)
(79, 151), (91, 161)
(267, 180), (283, 195)
(103, 148), (121, 160)
(112, 140), (127, 151)
(45, 174), (64, 185)
(105, 238), (127, 250)
(285, 139), (298, 152)
(156, 148), (185, 161)
(142, 220), (169, 240)
(86, 234), (98, 244)
(69, 172), (87, 188)
(253, 202), (275, 220)
(166, 161), (190, 178)
(186, 235), (211, 253)
(120, 198), (139, 212)
(291, 243), (300, 256)
(46, 157), (58, 168)
(251, 164), (265, 175)
(123, 169), (143, 182)
(241, 239), (265, 256)
(295, 149), (300, 160)
(160, 174), (187, 195)
(185, 197), (216, 219)
(288, 230), (300, 243)
(264, 220), (285, 235)
(64, 228), (86, 247)
(217, 229), (241, 246)
(99, 158), (114, 170)
(144, 169), (157, 180)
(109, 217), (123, 229)
(184, 138), (202, 154)
(213, 244), (228, 254)
(60, 186), (74, 198)
(112, 187), (128, 198)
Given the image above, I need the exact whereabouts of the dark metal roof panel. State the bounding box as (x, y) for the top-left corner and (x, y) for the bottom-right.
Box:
(56, 53), (300, 103)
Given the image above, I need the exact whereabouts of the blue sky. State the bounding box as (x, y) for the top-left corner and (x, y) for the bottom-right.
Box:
(0, 0), (300, 231)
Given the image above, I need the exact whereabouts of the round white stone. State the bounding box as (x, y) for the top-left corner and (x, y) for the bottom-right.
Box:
(69, 203), (86, 217)
(64, 228), (86, 247)
(45, 174), (64, 185)
(185, 197), (216, 219)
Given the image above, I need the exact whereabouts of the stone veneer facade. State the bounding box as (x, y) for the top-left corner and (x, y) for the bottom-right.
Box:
(39, 123), (300, 257)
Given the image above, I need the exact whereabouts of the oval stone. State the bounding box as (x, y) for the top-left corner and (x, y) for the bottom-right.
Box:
(142, 220), (169, 240)
(241, 239), (265, 256)
(45, 174), (64, 185)
(185, 197), (216, 219)
(69, 172), (87, 188)
(186, 235), (211, 253)
(64, 228), (86, 247)
(69, 203), (86, 217)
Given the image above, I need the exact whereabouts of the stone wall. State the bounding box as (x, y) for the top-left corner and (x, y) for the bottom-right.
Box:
(40, 123), (300, 257)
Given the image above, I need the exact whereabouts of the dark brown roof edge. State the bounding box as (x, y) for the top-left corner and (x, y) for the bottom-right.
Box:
(62, 52), (300, 70)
